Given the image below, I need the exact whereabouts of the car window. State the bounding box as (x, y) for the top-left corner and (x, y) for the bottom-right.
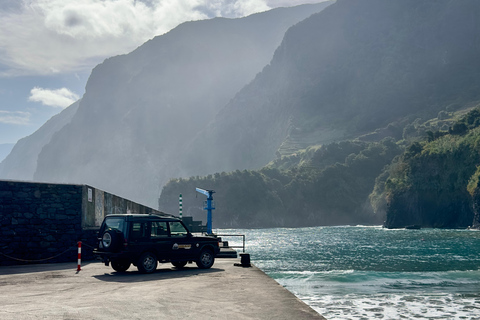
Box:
(104, 218), (125, 233)
(151, 221), (168, 238)
(169, 221), (188, 237)
(131, 222), (149, 240)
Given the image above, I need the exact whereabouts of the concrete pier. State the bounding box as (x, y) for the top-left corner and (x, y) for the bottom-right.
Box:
(0, 258), (325, 319)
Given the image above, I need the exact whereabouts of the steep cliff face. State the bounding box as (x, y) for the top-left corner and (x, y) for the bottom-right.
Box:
(0, 144), (14, 163)
(182, 0), (480, 177)
(468, 166), (480, 229)
(0, 101), (80, 181)
(32, 3), (332, 207)
(383, 109), (480, 229)
(471, 186), (480, 229)
(385, 189), (473, 229)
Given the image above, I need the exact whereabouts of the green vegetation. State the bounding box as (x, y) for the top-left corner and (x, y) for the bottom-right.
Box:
(159, 107), (480, 229)
(159, 139), (401, 228)
(379, 107), (480, 228)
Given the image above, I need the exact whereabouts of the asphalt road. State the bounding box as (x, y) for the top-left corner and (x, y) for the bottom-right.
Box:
(0, 258), (325, 320)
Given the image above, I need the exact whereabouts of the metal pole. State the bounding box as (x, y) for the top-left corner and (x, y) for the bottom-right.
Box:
(206, 192), (213, 234)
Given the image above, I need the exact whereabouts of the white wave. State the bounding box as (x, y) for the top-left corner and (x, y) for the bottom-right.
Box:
(278, 269), (356, 275)
(302, 293), (480, 320)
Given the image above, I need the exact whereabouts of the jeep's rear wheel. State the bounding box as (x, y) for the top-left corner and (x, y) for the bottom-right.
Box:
(196, 249), (214, 269)
(137, 252), (157, 274)
(111, 259), (130, 272)
(172, 261), (188, 269)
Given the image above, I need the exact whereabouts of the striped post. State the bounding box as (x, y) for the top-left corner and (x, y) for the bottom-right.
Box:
(77, 241), (82, 271)
(179, 194), (183, 219)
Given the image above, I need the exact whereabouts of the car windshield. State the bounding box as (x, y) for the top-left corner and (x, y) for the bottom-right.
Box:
(104, 217), (125, 233)
(169, 221), (188, 237)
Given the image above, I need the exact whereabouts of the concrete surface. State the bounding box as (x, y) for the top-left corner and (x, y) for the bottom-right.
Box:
(0, 258), (326, 320)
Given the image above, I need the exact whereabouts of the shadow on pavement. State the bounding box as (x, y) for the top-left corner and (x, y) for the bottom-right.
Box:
(0, 261), (96, 275)
(93, 265), (225, 282)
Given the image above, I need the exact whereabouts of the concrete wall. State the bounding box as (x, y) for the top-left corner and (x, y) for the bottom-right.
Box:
(82, 185), (163, 229)
(0, 180), (164, 266)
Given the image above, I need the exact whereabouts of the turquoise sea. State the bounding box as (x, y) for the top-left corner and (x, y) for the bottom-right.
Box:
(217, 226), (480, 320)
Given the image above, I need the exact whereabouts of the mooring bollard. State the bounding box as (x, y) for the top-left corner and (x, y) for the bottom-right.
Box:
(240, 253), (251, 267)
(234, 253), (251, 268)
(77, 241), (82, 271)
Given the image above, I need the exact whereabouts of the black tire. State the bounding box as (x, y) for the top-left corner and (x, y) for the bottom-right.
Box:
(102, 229), (123, 252)
(196, 249), (214, 269)
(172, 261), (188, 269)
(137, 252), (158, 274)
(111, 259), (131, 272)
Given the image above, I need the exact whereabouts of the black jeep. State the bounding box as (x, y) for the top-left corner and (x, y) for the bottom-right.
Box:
(93, 214), (220, 273)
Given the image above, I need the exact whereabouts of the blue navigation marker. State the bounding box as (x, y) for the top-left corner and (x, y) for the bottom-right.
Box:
(195, 188), (215, 234)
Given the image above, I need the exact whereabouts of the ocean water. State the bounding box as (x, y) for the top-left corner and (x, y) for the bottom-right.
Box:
(217, 226), (480, 320)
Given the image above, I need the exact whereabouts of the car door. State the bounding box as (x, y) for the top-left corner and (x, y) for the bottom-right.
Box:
(168, 221), (196, 261)
(127, 220), (151, 260)
(149, 221), (171, 261)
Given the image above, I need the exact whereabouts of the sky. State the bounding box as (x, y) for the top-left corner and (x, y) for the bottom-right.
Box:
(0, 0), (323, 147)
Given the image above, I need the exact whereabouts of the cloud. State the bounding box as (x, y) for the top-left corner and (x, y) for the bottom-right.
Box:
(196, 0), (269, 18)
(29, 87), (79, 108)
(265, 0), (321, 6)
(0, 111), (31, 125)
(0, 0), (272, 76)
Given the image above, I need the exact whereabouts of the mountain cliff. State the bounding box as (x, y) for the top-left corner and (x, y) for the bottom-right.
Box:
(381, 107), (480, 229)
(159, 0), (480, 227)
(181, 0), (480, 176)
(0, 101), (79, 180)
(0, 3), (331, 207)
(0, 144), (14, 163)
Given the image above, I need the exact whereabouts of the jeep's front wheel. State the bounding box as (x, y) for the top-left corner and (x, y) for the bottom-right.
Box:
(111, 259), (130, 272)
(196, 249), (214, 269)
(137, 252), (157, 274)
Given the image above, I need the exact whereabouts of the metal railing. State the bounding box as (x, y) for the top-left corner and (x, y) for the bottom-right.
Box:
(216, 234), (245, 253)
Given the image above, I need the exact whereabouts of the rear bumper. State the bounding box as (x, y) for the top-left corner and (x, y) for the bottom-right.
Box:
(93, 250), (131, 257)
(93, 250), (133, 266)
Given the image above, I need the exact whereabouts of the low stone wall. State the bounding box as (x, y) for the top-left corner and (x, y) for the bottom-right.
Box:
(0, 181), (89, 265)
(0, 180), (164, 266)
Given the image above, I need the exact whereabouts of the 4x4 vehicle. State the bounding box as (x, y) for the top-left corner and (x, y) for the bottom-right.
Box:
(93, 214), (220, 273)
